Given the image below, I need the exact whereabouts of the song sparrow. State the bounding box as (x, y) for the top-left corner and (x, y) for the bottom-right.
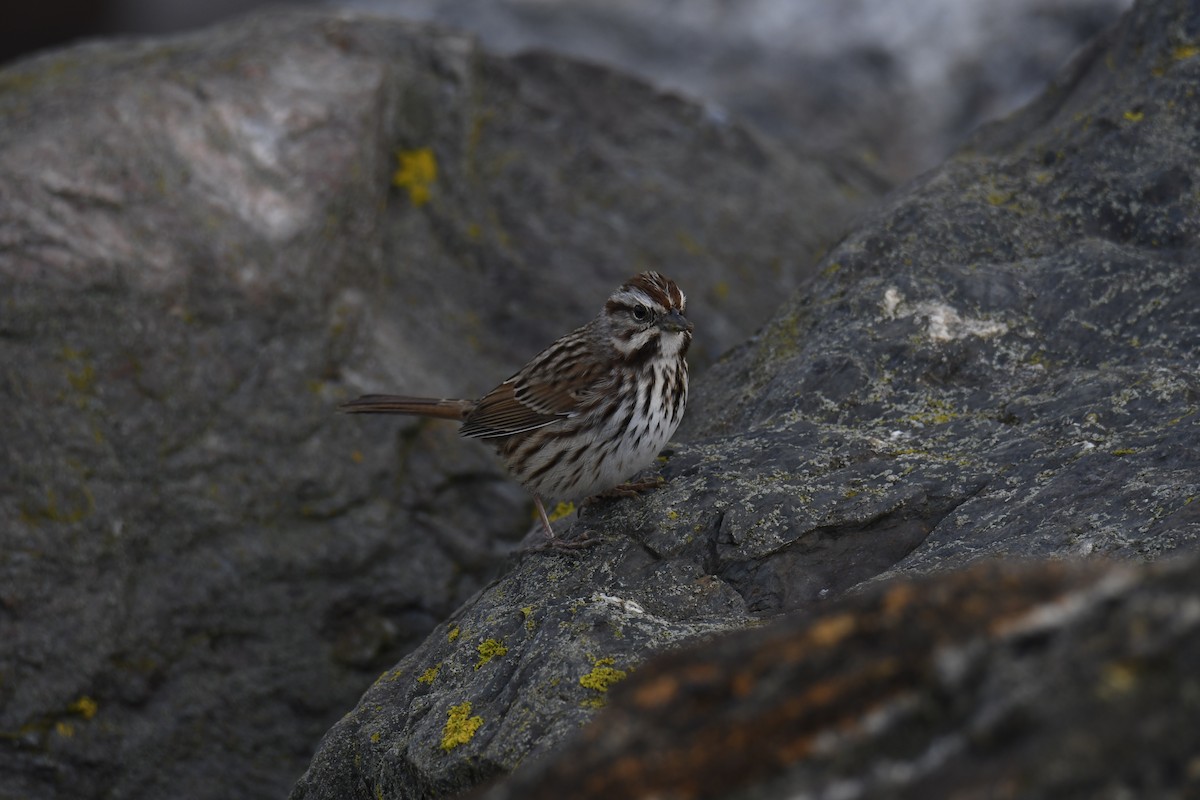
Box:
(341, 271), (692, 542)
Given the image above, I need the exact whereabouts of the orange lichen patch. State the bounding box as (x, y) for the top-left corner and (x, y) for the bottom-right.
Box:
(587, 755), (648, 794)
(806, 612), (857, 647)
(773, 613), (858, 665)
(731, 669), (755, 699)
(678, 662), (722, 684)
(631, 674), (680, 708)
(773, 731), (820, 763)
(880, 582), (917, 618)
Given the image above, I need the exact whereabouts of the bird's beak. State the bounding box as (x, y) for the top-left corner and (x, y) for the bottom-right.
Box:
(658, 309), (693, 333)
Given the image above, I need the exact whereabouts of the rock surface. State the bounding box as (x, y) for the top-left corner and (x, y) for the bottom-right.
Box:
(0, 8), (870, 800)
(474, 557), (1200, 800)
(340, 0), (1133, 180)
(292, 0), (1200, 797)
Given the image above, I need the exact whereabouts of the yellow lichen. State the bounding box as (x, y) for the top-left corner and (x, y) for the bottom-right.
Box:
(475, 639), (508, 670)
(579, 658), (628, 693)
(447, 625), (460, 643)
(1173, 44), (1199, 61)
(904, 397), (960, 426)
(440, 702), (483, 751)
(68, 696), (98, 720)
(1098, 661), (1137, 698)
(375, 667), (404, 685)
(22, 486), (95, 525)
(417, 664), (441, 685)
(392, 147), (438, 207)
(547, 501), (575, 522)
(60, 347), (96, 393)
(675, 229), (704, 255)
(1123, 110), (1145, 123)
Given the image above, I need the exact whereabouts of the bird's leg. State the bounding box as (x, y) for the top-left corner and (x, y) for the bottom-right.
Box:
(526, 496), (598, 551)
(533, 495), (556, 538)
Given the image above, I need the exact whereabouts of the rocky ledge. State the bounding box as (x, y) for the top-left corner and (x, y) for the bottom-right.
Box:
(294, 0), (1200, 798)
(1, 1), (1197, 799)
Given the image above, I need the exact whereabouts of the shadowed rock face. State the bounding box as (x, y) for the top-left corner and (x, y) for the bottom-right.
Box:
(472, 558), (1200, 800)
(0, 9), (871, 800)
(291, 0), (1200, 798)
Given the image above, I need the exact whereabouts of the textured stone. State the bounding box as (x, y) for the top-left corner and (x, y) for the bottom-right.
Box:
(0, 8), (869, 800)
(343, 0), (1133, 180)
(475, 557), (1200, 800)
(294, 0), (1200, 796)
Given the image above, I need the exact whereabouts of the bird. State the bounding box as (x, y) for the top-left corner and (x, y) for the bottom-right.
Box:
(341, 271), (693, 544)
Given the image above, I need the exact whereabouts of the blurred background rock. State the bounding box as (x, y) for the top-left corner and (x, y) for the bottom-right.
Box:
(2, 0), (1133, 181)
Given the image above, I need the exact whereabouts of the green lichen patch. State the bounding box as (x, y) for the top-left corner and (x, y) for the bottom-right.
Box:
(417, 664), (441, 685)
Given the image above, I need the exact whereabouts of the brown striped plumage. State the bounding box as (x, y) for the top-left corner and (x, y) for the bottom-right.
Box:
(341, 272), (692, 540)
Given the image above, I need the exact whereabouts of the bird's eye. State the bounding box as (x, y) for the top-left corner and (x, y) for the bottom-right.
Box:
(632, 304), (650, 322)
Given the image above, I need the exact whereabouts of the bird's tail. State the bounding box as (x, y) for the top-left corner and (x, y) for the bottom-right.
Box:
(339, 394), (474, 421)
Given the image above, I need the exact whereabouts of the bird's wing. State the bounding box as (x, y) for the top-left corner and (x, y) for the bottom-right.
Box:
(460, 341), (609, 439)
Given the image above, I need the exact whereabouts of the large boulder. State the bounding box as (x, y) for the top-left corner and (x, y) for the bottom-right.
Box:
(292, 0), (1200, 797)
(476, 556), (1200, 800)
(0, 8), (871, 800)
(344, 0), (1134, 180)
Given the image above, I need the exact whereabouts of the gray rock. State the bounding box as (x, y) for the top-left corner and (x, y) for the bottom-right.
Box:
(475, 556), (1200, 800)
(335, 0), (1134, 180)
(0, 8), (869, 800)
(293, 0), (1200, 796)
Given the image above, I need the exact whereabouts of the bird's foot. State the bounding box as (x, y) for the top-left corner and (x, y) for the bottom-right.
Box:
(523, 496), (598, 552)
(525, 528), (600, 552)
(583, 477), (665, 504)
